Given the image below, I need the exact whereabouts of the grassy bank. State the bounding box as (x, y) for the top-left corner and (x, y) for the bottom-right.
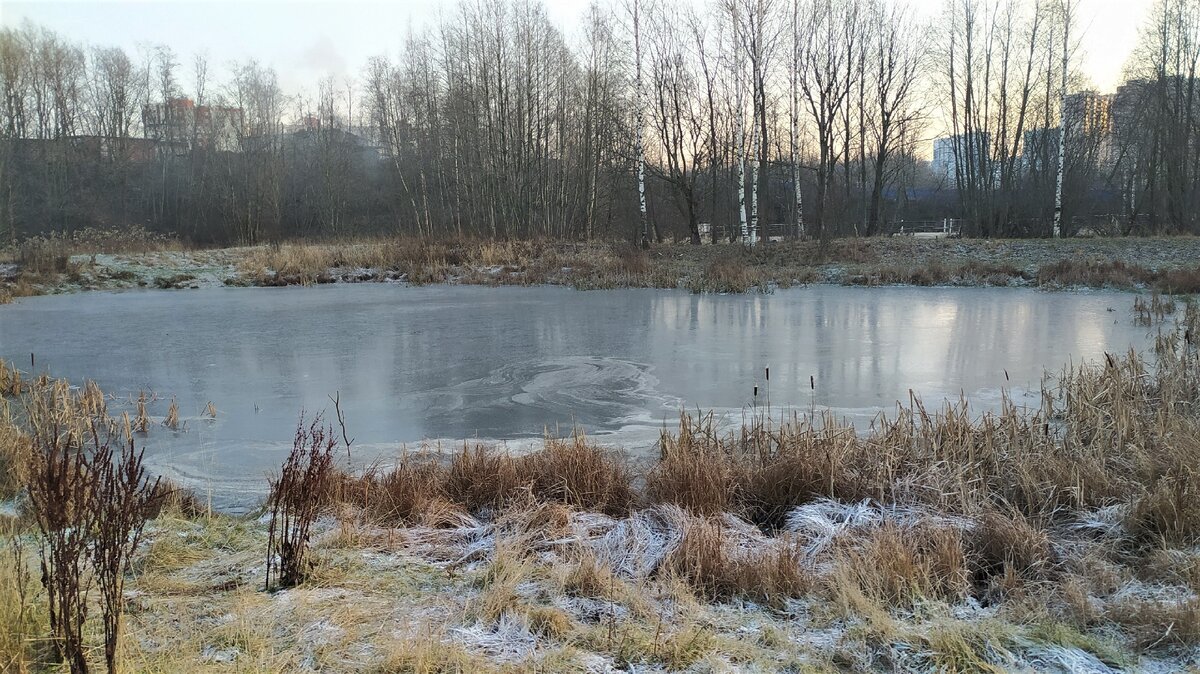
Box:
(1, 300), (1200, 670)
(6, 235), (1200, 301)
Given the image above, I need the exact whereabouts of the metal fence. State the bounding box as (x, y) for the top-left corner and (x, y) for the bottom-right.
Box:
(887, 219), (961, 237)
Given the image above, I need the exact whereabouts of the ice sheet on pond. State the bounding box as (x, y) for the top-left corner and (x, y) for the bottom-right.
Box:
(0, 284), (1154, 511)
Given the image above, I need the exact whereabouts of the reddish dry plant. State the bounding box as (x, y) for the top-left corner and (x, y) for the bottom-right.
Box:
(26, 419), (95, 674)
(25, 415), (159, 674)
(266, 413), (338, 590)
(91, 435), (160, 672)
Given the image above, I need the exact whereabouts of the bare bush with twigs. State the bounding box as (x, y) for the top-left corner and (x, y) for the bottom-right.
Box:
(265, 413), (339, 590)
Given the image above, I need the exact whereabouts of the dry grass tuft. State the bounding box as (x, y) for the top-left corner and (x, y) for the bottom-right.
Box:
(970, 508), (1056, 584)
(336, 435), (633, 523)
(337, 457), (460, 527)
(144, 478), (208, 519)
(1128, 466), (1200, 546)
(524, 605), (575, 639)
(525, 435), (635, 516)
(442, 444), (524, 513)
(1036, 259), (1155, 288)
(378, 634), (484, 673)
(648, 414), (746, 516)
(1141, 547), (1200, 592)
(830, 523), (970, 608)
(473, 543), (534, 623)
(612, 242), (652, 276)
(1107, 597), (1200, 648)
(663, 517), (809, 604)
(689, 252), (768, 293)
(561, 551), (621, 599)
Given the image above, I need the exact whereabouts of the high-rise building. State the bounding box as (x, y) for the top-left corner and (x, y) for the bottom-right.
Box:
(142, 98), (244, 155)
(1064, 91), (1113, 138)
(931, 132), (991, 185)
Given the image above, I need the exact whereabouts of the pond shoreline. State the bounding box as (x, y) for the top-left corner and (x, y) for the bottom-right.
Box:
(4, 236), (1200, 302)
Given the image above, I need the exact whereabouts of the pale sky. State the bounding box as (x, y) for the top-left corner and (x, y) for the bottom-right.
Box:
(0, 0), (1155, 98)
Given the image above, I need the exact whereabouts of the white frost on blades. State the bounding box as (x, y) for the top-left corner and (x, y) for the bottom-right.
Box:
(783, 498), (975, 558)
(589, 505), (690, 578)
(452, 612), (538, 662)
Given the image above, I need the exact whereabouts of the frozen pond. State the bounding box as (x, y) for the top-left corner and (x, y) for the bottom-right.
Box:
(0, 284), (1154, 510)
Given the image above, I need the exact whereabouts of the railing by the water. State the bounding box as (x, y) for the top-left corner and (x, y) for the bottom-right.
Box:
(887, 219), (961, 238)
(698, 223), (802, 243)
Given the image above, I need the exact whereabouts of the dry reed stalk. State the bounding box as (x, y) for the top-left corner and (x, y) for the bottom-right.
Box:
(80, 381), (106, 418)
(133, 392), (149, 434)
(163, 398), (180, 430)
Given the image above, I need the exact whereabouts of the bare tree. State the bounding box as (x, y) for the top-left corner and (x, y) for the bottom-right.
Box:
(797, 0), (856, 239)
(864, 0), (926, 235)
(647, 2), (708, 244)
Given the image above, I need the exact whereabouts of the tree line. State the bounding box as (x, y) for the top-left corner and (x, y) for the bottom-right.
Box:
(1, 0), (1199, 245)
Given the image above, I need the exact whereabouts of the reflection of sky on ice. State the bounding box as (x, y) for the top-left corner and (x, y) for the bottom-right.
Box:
(0, 284), (1151, 511)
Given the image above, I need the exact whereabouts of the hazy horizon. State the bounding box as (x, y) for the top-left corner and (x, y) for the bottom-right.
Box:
(2, 0), (1155, 101)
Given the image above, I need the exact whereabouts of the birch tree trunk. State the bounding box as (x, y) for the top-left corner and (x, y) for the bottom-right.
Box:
(734, 4), (748, 243)
(750, 117), (759, 246)
(634, 0), (650, 248)
(1052, 0), (1069, 238)
(790, 0), (803, 238)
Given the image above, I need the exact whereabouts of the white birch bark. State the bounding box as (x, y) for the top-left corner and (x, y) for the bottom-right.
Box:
(735, 5), (748, 243)
(1053, 0), (1070, 238)
(635, 0), (649, 247)
(750, 120), (760, 246)
(791, 0), (804, 238)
